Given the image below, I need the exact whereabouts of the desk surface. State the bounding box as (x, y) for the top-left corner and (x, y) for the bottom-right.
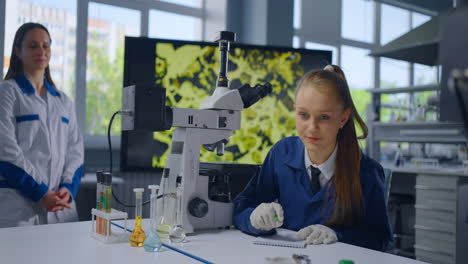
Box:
(174, 229), (426, 264)
(0, 220), (427, 264)
(0, 221), (198, 264)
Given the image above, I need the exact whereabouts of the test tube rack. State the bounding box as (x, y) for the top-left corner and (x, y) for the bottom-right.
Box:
(91, 208), (130, 243)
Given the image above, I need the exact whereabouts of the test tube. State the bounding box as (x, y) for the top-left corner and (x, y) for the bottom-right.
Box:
(169, 183), (186, 243)
(99, 172), (107, 235)
(95, 171), (103, 235)
(102, 172), (112, 236)
(148, 185), (159, 233)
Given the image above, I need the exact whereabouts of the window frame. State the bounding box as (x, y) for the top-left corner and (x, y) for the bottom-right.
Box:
(0, 0), (210, 149)
(76, 0), (207, 149)
(293, 0), (434, 155)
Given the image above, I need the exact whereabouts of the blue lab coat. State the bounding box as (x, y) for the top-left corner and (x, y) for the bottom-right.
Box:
(233, 136), (393, 251)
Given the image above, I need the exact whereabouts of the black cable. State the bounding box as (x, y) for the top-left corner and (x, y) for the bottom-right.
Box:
(107, 110), (163, 208)
(111, 191), (163, 208)
(107, 111), (120, 174)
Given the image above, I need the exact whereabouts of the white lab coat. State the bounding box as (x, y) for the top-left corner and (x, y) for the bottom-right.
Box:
(0, 74), (84, 228)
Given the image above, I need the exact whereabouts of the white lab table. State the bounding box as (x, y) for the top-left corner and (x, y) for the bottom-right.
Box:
(0, 220), (427, 264)
(172, 229), (427, 264)
(0, 221), (198, 264)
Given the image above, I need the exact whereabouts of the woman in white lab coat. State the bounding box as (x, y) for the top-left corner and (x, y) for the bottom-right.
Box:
(0, 23), (84, 227)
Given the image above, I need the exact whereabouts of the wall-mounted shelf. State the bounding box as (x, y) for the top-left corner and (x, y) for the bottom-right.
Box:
(367, 84), (439, 94)
(370, 122), (466, 144)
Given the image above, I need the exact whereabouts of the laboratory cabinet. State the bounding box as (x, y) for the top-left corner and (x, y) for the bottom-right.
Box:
(412, 173), (468, 264)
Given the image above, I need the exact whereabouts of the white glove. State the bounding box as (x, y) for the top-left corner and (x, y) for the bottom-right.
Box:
(297, 224), (338, 245)
(249, 202), (284, 231)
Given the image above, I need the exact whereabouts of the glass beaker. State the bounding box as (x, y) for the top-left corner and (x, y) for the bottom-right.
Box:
(130, 188), (146, 247)
(169, 183), (186, 243)
(157, 170), (177, 238)
(144, 185), (162, 252)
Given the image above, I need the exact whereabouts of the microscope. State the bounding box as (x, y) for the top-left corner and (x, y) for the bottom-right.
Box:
(122, 31), (272, 233)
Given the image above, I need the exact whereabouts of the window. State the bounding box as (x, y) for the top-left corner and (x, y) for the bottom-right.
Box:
(159, 0), (202, 8)
(292, 36), (300, 48)
(305, 42), (338, 65)
(149, 10), (201, 41)
(293, 0), (301, 30)
(86, 3), (140, 135)
(380, 57), (409, 88)
(411, 12), (431, 29)
(3, 0), (77, 98)
(412, 13), (436, 121)
(341, 0), (374, 43)
(380, 58), (410, 122)
(341, 45), (374, 90)
(414, 63), (437, 85)
(341, 45), (373, 138)
(381, 4), (410, 45)
(414, 62), (437, 121)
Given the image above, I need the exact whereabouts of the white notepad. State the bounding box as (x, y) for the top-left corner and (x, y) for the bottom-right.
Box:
(253, 228), (306, 248)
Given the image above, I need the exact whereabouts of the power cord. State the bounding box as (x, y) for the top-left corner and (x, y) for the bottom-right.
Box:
(107, 110), (162, 208)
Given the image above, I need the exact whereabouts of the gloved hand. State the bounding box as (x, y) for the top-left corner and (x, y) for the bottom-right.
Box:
(250, 202), (284, 231)
(297, 224), (338, 245)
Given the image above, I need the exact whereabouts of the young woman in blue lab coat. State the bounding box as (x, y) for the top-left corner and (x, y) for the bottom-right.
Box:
(0, 23), (84, 228)
(233, 65), (393, 251)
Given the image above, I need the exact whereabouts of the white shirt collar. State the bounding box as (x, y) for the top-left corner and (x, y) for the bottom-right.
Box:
(304, 144), (337, 183)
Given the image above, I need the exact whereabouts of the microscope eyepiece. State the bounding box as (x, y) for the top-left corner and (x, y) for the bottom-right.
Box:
(215, 31), (236, 88)
(238, 82), (273, 109)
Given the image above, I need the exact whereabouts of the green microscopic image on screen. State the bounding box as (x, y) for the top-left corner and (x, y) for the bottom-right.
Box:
(122, 37), (331, 171)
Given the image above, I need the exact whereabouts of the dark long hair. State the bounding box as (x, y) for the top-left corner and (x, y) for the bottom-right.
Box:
(296, 65), (368, 226)
(4, 22), (55, 86)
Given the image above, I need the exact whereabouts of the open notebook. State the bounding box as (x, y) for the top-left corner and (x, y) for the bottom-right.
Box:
(253, 228), (306, 248)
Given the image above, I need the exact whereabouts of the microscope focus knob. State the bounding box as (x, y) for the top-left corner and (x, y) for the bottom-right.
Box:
(188, 197), (209, 218)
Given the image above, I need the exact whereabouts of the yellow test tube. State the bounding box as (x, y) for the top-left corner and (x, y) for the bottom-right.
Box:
(102, 172), (112, 236)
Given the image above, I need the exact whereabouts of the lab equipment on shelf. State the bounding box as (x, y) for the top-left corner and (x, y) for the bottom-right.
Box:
(130, 188), (146, 247)
(410, 157), (439, 168)
(462, 160), (468, 173)
(394, 145), (404, 167)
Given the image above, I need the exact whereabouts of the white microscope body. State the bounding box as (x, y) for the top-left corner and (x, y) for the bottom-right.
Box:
(159, 95), (243, 234)
(122, 31), (271, 234)
(159, 32), (271, 234)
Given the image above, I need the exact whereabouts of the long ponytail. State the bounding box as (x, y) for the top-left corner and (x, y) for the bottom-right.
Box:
(296, 65), (368, 226)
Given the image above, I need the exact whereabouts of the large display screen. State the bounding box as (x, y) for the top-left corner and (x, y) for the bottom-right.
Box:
(121, 37), (331, 171)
